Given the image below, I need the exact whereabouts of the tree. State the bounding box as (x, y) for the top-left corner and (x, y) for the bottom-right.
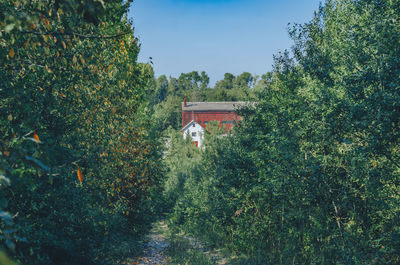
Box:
(236, 72), (254, 88)
(200, 71), (210, 90)
(152, 95), (183, 131)
(0, 0), (163, 263)
(165, 0), (400, 263)
(215, 73), (235, 90)
(156, 75), (169, 102)
(168, 77), (179, 95)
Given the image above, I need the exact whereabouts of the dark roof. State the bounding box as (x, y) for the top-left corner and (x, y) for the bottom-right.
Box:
(182, 101), (250, 112)
(181, 120), (204, 131)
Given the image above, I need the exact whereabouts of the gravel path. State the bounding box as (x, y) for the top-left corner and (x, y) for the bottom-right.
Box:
(121, 221), (229, 265)
(181, 235), (229, 265)
(135, 222), (170, 265)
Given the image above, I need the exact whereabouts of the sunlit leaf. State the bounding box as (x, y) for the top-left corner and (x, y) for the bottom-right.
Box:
(77, 168), (83, 183)
(9, 48), (15, 58)
(44, 19), (50, 30)
(33, 132), (40, 142)
(5, 24), (15, 33)
(0, 251), (17, 265)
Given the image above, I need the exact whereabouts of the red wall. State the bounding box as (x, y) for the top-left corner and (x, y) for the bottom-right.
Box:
(182, 111), (242, 131)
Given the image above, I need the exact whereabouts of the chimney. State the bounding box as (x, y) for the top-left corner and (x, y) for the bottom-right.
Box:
(183, 96), (187, 107)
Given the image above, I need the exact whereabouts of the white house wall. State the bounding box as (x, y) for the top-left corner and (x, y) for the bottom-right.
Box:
(183, 121), (204, 147)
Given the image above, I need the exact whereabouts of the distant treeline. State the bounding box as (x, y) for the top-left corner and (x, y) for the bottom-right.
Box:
(152, 71), (266, 103)
(149, 71), (269, 131)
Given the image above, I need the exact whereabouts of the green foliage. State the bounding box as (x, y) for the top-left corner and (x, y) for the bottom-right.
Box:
(155, 75), (168, 103)
(2, 0), (399, 264)
(167, 236), (215, 265)
(164, 0), (400, 264)
(207, 72), (256, 101)
(0, 251), (17, 265)
(163, 129), (201, 211)
(0, 0), (163, 264)
(151, 71), (258, 131)
(152, 96), (183, 131)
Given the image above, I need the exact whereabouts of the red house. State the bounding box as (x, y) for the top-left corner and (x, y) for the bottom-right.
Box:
(181, 97), (247, 132)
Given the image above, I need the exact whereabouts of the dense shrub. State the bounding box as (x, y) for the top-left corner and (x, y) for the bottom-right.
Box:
(0, 0), (163, 263)
(166, 0), (400, 264)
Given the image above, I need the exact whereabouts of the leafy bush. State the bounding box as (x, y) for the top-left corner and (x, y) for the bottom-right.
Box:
(0, 0), (163, 263)
(165, 0), (400, 264)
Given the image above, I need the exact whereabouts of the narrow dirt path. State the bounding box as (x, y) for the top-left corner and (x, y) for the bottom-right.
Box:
(121, 221), (230, 265)
(122, 222), (171, 265)
(180, 234), (229, 265)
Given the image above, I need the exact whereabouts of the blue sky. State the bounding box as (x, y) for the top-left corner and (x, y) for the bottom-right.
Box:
(129, 0), (321, 85)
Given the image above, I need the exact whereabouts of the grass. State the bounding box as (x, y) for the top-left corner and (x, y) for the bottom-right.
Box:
(152, 222), (216, 265)
(152, 221), (267, 265)
(166, 235), (216, 265)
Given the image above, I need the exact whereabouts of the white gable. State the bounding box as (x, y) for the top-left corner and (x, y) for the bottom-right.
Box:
(182, 120), (204, 147)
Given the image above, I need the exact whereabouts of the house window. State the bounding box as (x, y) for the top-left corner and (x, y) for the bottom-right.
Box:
(192, 123), (195, 127)
(192, 132), (197, 137)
